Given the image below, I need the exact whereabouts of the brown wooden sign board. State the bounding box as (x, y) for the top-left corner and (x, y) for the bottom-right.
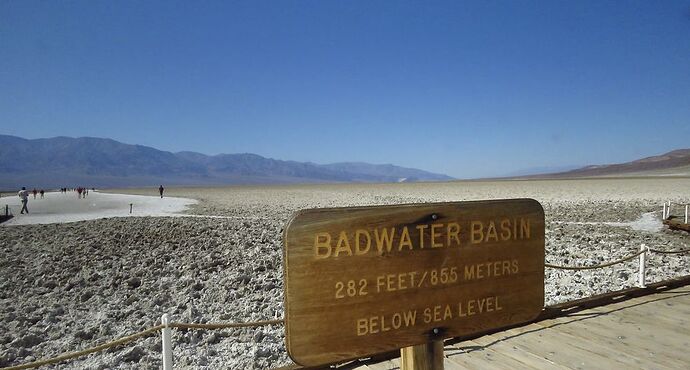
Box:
(283, 199), (545, 366)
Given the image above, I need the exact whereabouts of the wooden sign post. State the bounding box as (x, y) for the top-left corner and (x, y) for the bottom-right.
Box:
(283, 199), (545, 367)
(401, 340), (444, 370)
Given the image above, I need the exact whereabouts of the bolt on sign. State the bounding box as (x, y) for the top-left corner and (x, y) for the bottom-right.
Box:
(283, 199), (545, 367)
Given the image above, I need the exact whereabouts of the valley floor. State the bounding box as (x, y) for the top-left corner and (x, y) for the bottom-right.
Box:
(1, 178), (689, 369)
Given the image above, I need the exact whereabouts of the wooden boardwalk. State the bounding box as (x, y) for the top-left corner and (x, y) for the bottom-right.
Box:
(664, 217), (690, 232)
(352, 285), (690, 370)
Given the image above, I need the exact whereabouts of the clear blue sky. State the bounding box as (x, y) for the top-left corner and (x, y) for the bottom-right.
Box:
(2, 1), (689, 178)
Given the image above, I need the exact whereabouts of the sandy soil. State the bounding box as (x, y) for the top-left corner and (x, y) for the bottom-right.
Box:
(1, 178), (689, 369)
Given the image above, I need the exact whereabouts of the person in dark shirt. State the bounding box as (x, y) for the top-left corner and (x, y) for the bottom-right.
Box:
(159, 185), (164, 198)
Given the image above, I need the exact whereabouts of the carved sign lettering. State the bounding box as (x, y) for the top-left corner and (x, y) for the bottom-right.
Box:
(283, 199), (545, 366)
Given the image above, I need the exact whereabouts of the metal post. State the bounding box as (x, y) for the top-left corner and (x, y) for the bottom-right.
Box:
(638, 245), (646, 288)
(161, 314), (173, 370)
(129, 203), (133, 214)
(5, 205), (8, 217)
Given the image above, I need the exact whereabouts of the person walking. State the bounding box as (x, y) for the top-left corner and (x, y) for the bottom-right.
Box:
(159, 185), (164, 198)
(40, 189), (45, 198)
(32, 188), (37, 199)
(18, 187), (29, 214)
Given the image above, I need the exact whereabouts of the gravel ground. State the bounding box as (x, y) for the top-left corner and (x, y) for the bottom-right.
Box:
(1, 178), (689, 369)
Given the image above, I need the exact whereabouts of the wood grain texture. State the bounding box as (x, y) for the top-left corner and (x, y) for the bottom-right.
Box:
(283, 199), (545, 366)
(400, 340), (445, 370)
(663, 217), (690, 232)
(443, 287), (690, 370)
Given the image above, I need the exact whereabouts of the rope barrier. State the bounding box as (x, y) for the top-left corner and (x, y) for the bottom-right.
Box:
(0, 319), (285, 370)
(2, 325), (164, 370)
(171, 319), (284, 330)
(545, 249), (646, 270)
(0, 244), (685, 369)
(648, 248), (690, 255)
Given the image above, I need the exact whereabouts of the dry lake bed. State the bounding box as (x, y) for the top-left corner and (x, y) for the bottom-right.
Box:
(1, 178), (689, 369)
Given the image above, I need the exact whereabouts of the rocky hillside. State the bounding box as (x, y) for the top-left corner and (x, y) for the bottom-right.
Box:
(539, 149), (690, 178)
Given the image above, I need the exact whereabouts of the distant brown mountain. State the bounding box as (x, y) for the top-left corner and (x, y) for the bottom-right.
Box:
(543, 149), (690, 178)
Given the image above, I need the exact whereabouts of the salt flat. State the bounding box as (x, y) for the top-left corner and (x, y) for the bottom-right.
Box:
(1, 178), (689, 369)
(1, 191), (196, 226)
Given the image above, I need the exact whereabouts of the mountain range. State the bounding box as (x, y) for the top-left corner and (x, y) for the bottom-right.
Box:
(1, 135), (688, 189)
(526, 149), (690, 179)
(0, 135), (453, 188)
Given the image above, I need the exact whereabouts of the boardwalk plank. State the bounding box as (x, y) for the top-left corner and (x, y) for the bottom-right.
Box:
(461, 336), (570, 370)
(360, 360), (399, 370)
(579, 292), (690, 347)
(599, 306), (690, 340)
(441, 356), (467, 370)
(445, 340), (540, 370)
(545, 316), (688, 368)
(352, 286), (690, 370)
(479, 323), (632, 370)
(591, 289), (690, 315)
(538, 291), (690, 368)
(532, 317), (676, 370)
(525, 319), (654, 369)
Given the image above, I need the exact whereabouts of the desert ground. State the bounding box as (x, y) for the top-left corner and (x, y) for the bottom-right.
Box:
(1, 178), (690, 369)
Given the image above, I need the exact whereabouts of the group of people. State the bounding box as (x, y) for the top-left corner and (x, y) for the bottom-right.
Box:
(77, 187), (89, 198)
(15, 185), (165, 215)
(16, 186), (94, 214)
(17, 187), (54, 214)
(17, 188), (47, 199)
(58, 187), (93, 198)
(15, 187), (48, 214)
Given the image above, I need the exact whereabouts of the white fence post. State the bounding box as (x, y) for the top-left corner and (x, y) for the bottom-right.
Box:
(161, 314), (173, 370)
(638, 245), (647, 288)
(664, 202), (669, 219)
(685, 204), (688, 224)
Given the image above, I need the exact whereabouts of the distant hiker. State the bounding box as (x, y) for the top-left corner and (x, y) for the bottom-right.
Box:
(40, 189), (44, 198)
(18, 187), (29, 214)
(32, 188), (37, 199)
(77, 187), (83, 199)
(159, 185), (164, 198)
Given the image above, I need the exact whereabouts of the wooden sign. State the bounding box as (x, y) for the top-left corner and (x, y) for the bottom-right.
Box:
(283, 199), (545, 366)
